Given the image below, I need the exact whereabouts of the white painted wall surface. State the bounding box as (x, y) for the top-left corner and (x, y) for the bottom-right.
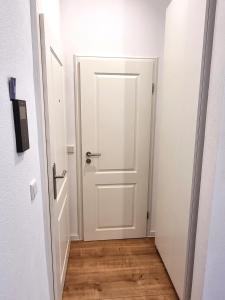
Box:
(0, 1), (50, 299)
(60, 0), (170, 238)
(191, 1), (225, 299)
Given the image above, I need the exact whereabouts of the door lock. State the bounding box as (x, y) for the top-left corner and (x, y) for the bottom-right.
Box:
(85, 152), (101, 165)
(86, 158), (92, 164)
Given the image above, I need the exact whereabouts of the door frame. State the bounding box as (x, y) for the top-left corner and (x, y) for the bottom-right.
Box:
(74, 55), (158, 240)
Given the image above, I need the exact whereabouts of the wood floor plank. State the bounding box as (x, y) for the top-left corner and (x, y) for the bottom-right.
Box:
(63, 238), (178, 300)
(67, 255), (162, 274)
(69, 244), (157, 258)
(64, 266), (168, 285)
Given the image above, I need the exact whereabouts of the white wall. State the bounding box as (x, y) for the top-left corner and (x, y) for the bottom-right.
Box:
(60, 0), (170, 238)
(191, 1), (225, 299)
(0, 1), (50, 299)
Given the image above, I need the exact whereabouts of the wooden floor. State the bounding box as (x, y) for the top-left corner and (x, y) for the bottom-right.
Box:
(63, 238), (178, 300)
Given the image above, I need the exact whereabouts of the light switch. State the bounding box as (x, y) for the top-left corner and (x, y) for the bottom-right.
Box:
(30, 179), (38, 201)
(67, 145), (75, 154)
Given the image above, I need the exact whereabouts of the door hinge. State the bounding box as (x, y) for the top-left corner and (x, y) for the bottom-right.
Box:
(147, 211), (150, 220)
(152, 83), (155, 95)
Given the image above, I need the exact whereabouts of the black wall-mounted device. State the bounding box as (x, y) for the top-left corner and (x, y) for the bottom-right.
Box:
(12, 100), (30, 153)
(9, 77), (30, 153)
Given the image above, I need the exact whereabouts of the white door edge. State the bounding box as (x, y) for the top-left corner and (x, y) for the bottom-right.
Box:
(39, 14), (58, 298)
(74, 55), (158, 240)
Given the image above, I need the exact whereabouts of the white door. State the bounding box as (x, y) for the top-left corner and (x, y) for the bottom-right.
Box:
(79, 57), (154, 241)
(40, 15), (70, 300)
(155, 0), (213, 299)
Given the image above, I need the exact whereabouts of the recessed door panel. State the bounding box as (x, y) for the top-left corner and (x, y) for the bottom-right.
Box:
(96, 74), (137, 171)
(97, 184), (135, 229)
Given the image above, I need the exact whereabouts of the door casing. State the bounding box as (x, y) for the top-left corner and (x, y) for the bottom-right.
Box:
(74, 56), (158, 240)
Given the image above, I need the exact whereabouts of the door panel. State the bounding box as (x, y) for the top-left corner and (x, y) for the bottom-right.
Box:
(79, 57), (154, 241)
(96, 74), (137, 171)
(97, 184), (135, 228)
(40, 15), (70, 300)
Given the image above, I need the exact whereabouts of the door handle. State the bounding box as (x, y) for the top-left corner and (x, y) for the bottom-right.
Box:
(86, 151), (101, 158)
(53, 163), (67, 199)
(54, 169), (67, 179)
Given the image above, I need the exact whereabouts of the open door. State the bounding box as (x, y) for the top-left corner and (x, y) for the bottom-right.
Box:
(39, 15), (70, 300)
(155, 0), (216, 299)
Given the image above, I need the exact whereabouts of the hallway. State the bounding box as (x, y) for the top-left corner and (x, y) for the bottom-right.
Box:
(63, 238), (178, 300)
(2, 1), (224, 299)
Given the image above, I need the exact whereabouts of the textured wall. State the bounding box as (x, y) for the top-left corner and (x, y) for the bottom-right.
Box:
(0, 1), (50, 299)
(60, 0), (170, 238)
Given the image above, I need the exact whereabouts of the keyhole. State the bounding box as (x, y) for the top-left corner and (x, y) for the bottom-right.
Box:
(58, 99), (61, 103)
(86, 158), (91, 164)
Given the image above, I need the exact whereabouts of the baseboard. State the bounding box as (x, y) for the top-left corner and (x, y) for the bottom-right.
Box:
(147, 230), (156, 238)
(71, 232), (155, 240)
(70, 234), (81, 241)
